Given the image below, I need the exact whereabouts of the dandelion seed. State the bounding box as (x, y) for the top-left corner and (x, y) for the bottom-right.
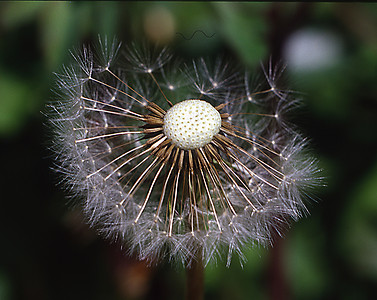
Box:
(48, 38), (321, 267)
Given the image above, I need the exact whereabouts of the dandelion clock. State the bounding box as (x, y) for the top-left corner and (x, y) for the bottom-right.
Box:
(48, 38), (321, 298)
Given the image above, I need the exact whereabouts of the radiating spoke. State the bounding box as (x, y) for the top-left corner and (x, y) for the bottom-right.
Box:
(75, 130), (143, 143)
(81, 96), (144, 117)
(83, 106), (145, 121)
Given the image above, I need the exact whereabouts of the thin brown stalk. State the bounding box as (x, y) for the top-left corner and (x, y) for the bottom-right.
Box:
(185, 252), (204, 300)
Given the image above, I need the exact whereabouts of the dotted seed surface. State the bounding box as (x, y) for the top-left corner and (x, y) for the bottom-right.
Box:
(163, 100), (222, 150)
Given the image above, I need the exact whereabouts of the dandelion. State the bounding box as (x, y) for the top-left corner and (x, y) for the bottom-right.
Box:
(48, 38), (320, 268)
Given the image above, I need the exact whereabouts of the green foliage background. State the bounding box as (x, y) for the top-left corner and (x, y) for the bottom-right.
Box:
(1, 2), (377, 300)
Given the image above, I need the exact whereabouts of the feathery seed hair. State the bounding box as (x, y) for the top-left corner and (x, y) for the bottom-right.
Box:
(49, 38), (320, 266)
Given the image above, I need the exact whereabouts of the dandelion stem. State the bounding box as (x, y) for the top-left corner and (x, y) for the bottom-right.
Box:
(185, 252), (204, 300)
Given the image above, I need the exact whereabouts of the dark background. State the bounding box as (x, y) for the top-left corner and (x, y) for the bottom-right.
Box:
(0, 2), (377, 299)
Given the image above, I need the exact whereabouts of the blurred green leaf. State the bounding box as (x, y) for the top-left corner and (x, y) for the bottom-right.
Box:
(140, 2), (222, 56)
(205, 246), (268, 300)
(93, 2), (119, 40)
(38, 2), (94, 71)
(289, 64), (352, 121)
(0, 2), (44, 29)
(0, 71), (37, 136)
(39, 2), (75, 70)
(214, 3), (268, 67)
(284, 219), (331, 300)
(339, 158), (377, 279)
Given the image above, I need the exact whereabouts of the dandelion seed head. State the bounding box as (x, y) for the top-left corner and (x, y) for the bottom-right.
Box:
(163, 100), (221, 150)
(48, 38), (322, 267)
